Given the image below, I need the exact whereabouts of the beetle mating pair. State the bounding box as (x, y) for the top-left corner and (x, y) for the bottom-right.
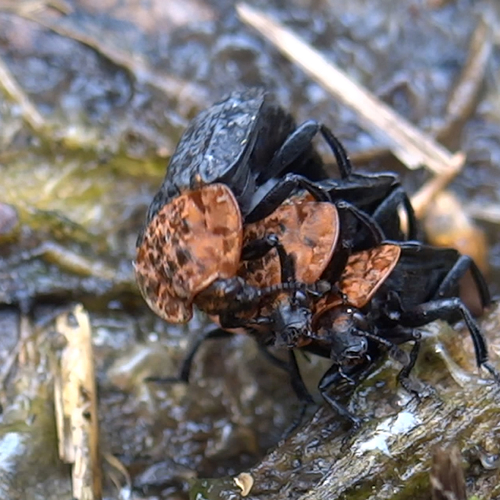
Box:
(135, 88), (498, 428)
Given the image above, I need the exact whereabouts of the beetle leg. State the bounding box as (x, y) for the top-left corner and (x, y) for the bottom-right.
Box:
(241, 233), (297, 283)
(399, 298), (494, 375)
(259, 121), (352, 183)
(241, 234), (280, 260)
(145, 327), (233, 384)
(287, 350), (315, 404)
(255, 340), (314, 409)
(337, 368), (357, 385)
(282, 351), (316, 438)
(217, 310), (256, 330)
(242, 235), (341, 300)
(353, 328), (422, 393)
(245, 173), (331, 223)
(434, 255), (490, 308)
(258, 347), (316, 439)
(258, 280), (332, 299)
(396, 334), (421, 395)
(318, 364), (362, 427)
(198, 277), (329, 323)
(258, 344), (314, 404)
(370, 185), (419, 240)
(359, 330), (399, 350)
(262, 120), (324, 181)
(423, 254), (495, 380)
(317, 124), (353, 179)
(336, 200), (385, 246)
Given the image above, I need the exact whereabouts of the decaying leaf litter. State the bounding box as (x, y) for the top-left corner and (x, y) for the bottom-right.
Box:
(1, 0), (500, 499)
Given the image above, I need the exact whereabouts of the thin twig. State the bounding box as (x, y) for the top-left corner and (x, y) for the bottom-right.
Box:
(436, 16), (493, 147)
(0, 0), (71, 16)
(0, 55), (45, 131)
(237, 3), (464, 176)
(54, 304), (102, 500)
(411, 168), (460, 220)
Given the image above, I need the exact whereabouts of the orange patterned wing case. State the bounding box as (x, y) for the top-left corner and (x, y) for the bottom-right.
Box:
(135, 183), (243, 323)
(339, 244), (402, 309)
(239, 193), (340, 287)
(312, 244), (401, 322)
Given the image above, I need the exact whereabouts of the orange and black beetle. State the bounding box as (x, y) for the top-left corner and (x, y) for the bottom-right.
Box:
(135, 89), (410, 327)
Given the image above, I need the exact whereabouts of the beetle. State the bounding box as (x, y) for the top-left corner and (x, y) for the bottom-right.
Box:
(158, 173), (412, 380)
(221, 240), (496, 430)
(231, 192), (497, 429)
(137, 89), (423, 422)
(136, 88), (413, 327)
(211, 134), (416, 354)
(135, 88), (333, 325)
(144, 119), (418, 394)
(137, 87), (328, 244)
(281, 240), (500, 427)
(232, 134), (419, 347)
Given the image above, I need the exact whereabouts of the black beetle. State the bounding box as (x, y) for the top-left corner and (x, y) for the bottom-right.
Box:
(138, 87), (328, 239)
(135, 88), (333, 324)
(135, 88), (407, 326)
(227, 239), (497, 430)
(163, 215), (497, 433)
(153, 131), (418, 394)
(292, 240), (499, 427)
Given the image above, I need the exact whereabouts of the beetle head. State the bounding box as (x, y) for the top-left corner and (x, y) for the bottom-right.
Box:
(313, 306), (369, 365)
(266, 290), (313, 348)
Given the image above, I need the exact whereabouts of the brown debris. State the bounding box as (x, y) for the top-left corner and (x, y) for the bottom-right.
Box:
(103, 452), (132, 497)
(234, 472), (254, 497)
(430, 446), (467, 500)
(135, 183), (243, 323)
(53, 304), (102, 500)
(423, 191), (489, 274)
(410, 166), (462, 220)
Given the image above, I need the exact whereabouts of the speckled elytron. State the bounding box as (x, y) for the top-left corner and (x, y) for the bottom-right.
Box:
(135, 184), (243, 323)
(239, 192), (339, 288)
(315, 244), (402, 314)
(134, 88), (337, 327)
